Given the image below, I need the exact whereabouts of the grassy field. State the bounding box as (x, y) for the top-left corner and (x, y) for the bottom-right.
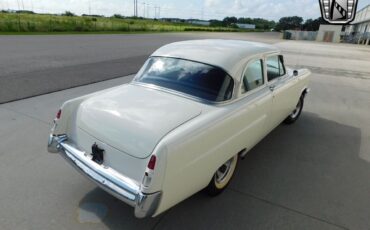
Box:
(0, 12), (247, 33)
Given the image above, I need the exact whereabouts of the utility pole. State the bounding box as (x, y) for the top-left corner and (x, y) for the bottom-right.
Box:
(16, 0), (21, 31)
(136, 0), (139, 17)
(134, 0), (137, 17)
(142, 2), (146, 18)
(154, 6), (161, 19)
(89, 0), (91, 15)
(135, 0), (138, 17)
(146, 3), (149, 18)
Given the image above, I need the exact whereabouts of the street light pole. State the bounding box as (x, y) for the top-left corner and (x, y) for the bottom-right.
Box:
(142, 2), (146, 18)
(134, 0), (137, 17)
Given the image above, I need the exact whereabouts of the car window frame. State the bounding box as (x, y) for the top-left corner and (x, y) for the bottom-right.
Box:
(265, 54), (287, 83)
(238, 57), (267, 98)
(240, 58), (266, 95)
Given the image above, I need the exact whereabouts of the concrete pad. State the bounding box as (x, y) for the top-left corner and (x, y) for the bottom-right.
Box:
(0, 32), (281, 103)
(0, 36), (369, 229)
(78, 203), (108, 224)
(156, 190), (343, 230)
(0, 76), (157, 230)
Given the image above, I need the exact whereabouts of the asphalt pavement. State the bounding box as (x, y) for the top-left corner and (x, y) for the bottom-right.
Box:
(0, 33), (370, 229)
(0, 32), (280, 103)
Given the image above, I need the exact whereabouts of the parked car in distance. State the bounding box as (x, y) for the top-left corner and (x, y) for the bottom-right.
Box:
(48, 39), (310, 218)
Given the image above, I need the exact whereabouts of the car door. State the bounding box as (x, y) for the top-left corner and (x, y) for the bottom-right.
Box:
(265, 54), (298, 129)
(236, 58), (273, 148)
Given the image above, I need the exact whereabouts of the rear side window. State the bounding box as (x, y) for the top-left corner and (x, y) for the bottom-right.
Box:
(242, 59), (264, 93)
(266, 55), (286, 81)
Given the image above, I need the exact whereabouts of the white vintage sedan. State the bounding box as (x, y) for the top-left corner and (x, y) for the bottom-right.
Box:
(48, 39), (310, 218)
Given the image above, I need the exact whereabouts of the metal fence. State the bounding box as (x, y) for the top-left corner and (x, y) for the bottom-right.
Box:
(282, 30), (318, 41)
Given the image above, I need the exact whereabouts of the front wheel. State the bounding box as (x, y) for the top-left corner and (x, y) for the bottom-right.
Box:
(284, 96), (304, 124)
(206, 155), (238, 196)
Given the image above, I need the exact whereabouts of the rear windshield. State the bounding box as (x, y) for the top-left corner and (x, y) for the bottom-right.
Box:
(134, 57), (234, 102)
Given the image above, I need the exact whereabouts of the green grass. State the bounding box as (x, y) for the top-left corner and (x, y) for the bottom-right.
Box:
(0, 12), (248, 34)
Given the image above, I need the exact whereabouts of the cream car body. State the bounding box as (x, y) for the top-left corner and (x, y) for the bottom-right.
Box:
(48, 40), (310, 218)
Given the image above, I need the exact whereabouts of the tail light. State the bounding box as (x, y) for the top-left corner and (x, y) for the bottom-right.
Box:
(143, 155), (157, 187)
(147, 155), (156, 170)
(56, 109), (62, 119)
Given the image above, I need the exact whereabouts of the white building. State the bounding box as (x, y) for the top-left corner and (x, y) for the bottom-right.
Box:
(236, 23), (256, 29)
(316, 25), (343, 43)
(188, 20), (210, 26)
(345, 4), (370, 44)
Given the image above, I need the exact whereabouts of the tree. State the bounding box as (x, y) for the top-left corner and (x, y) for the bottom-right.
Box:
(302, 17), (327, 31)
(275, 16), (303, 31)
(113, 14), (125, 19)
(219, 17), (275, 30)
(62, 11), (75, 17)
(245, 18), (275, 30)
(16, 10), (34, 14)
(223, 16), (237, 25)
(210, 19), (225, 27)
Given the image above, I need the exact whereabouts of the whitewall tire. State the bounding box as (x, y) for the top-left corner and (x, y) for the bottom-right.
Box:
(206, 155), (238, 196)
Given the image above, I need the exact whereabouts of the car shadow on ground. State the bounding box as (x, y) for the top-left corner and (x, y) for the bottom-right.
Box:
(79, 112), (368, 229)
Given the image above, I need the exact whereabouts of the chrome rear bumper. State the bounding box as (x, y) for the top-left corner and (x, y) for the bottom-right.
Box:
(48, 134), (161, 218)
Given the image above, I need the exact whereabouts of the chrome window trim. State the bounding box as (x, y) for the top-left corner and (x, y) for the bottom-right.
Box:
(265, 53), (286, 83)
(239, 58), (266, 98)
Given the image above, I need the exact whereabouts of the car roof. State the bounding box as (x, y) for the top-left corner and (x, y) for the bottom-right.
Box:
(151, 39), (280, 79)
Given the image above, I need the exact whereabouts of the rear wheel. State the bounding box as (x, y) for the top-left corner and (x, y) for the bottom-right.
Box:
(284, 96), (304, 124)
(206, 155), (238, 196)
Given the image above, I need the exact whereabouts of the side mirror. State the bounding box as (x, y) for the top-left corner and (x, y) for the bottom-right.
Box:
(293, 70), (299, 76)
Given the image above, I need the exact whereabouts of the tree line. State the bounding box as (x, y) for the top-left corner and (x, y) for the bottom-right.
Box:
(274, 16), (327, 31)
(210, 17), (275, 30)
(211, 16), (327, 31)
(0, 10), (327, 32)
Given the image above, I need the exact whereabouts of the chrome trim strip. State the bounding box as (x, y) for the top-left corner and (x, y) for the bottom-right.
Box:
(48, 135), (161, 218)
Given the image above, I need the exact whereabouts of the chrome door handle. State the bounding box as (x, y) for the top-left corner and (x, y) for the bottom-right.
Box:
(269, 85), (275, 91)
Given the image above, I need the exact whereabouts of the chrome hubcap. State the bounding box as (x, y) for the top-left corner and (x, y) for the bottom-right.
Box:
(215, 158), (233, 183)
(291, 100), (301, 118)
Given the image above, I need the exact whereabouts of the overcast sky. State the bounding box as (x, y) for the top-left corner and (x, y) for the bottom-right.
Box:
(1, 0), (370, 21)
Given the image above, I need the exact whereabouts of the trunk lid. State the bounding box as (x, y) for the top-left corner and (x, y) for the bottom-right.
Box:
(77, 84), (202, 158)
